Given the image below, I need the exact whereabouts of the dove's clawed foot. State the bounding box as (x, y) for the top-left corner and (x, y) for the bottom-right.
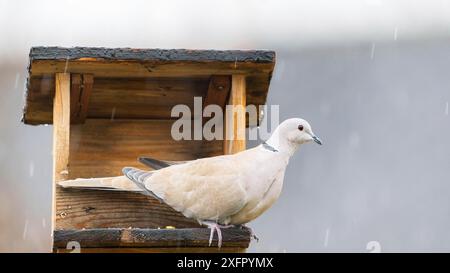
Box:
(202, 221), (234, 248)
(240, 225), (259, 242)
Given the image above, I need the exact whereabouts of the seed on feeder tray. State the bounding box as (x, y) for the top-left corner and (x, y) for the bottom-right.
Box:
(165, 226), (175, 229)
(59, 212), (67, 218)
(60, 170), (69, 175)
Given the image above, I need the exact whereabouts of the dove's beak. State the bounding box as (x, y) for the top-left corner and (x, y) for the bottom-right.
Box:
(312, 135), (322, 145)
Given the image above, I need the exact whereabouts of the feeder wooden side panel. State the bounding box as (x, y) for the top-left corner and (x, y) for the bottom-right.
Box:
(55, 188), (201, 230)
(55, 119), (222, 230)
(68, 119), (223, 178)
(88, 77), (209, 120)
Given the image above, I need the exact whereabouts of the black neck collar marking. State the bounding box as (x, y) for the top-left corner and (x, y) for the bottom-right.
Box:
(262, 142), (279, 152)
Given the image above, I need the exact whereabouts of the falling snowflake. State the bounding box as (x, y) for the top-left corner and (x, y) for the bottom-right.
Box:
(22, 220), (29, 240)
(324, 228), (330, 247)
(29, 161), (34, 177)
(14, 73), (20, 89)
(370, 43), (376, 60)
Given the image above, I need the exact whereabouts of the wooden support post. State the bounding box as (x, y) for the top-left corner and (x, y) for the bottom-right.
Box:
(52, 73), (71, 248)
(224, 75), (246, 154)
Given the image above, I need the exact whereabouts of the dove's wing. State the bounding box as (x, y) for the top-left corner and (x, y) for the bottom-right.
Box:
(138, 157), (189, 170)
(122, 167), (162, 200)
(127, 156), (248, 223)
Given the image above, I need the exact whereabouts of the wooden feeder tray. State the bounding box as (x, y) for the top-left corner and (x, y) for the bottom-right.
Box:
(23, 47), (275, 253)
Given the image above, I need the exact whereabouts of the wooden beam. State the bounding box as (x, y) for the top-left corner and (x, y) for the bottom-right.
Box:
(53, 228), (251, 249)
(55, 247), (246, 253)
(52, 73), (71, 248)
(203, 75), (231, 124)
(23, 75), (270, 125)
(224, 75), (246, 154)
(30, 59), (274, 78)
(70, 74), (93, 124)
(53, 73), (71, 181)
(70, 74), (81, 122)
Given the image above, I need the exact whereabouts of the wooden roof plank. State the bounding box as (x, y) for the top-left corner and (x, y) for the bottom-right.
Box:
(29, 47), (275, 63)
(23, 47), (275, 125)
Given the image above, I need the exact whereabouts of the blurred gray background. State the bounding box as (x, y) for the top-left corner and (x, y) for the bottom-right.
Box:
(1, 0), (450, 252)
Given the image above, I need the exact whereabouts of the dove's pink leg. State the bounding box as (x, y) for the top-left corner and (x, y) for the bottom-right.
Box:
(202, 221), (234, 248)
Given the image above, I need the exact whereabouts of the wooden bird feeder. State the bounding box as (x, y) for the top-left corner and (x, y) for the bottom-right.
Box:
(22, 47), (276, 253)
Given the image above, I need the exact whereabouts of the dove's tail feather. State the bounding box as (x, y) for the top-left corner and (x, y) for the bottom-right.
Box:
(58, 176), (143, 192)
(58, 168), (163, 202)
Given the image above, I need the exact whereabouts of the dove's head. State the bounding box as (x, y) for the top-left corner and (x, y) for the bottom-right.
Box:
(266, 118), (322, 156)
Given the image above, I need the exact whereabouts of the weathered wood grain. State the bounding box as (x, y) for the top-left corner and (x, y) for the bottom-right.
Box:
(53, 227), (251, 249)
(204, 75), (232, 109)
(88, 77), (208, 120)
(203, 75), (231, 125)
(68, 119), (222, 178)
(70, 74), (82, 123)
(70, 74), (93, 124)
(55, 188), (202, 229)
(29, 47), (275, 63)
(53, 73), (71, 243)
(30, 59), (274, 78)
(224, 75), (247, 154)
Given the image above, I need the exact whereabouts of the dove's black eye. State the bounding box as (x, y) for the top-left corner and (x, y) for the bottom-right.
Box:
(298, 125), (304, 131)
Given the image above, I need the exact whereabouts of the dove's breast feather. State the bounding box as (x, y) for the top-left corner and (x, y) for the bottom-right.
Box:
(144, 156), (248, 224)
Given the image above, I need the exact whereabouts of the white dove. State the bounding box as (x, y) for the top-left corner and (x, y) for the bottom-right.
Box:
(59, 118), (322, 247)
